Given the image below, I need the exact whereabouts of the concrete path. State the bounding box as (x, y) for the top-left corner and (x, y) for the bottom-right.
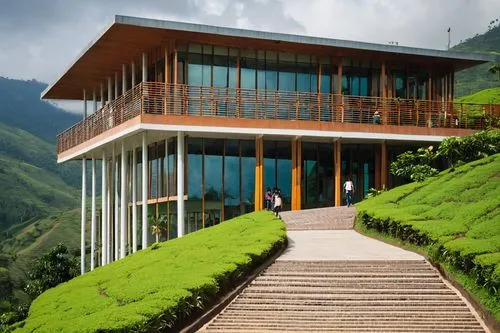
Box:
(279, 230), (424, 261)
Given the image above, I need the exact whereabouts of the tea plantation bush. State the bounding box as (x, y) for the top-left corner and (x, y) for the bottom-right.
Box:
(357, 154), (500, 318)
(14, 211), (286, 332)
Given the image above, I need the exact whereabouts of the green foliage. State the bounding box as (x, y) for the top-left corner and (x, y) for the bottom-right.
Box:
(365, 186), (387, 198)
(390, 146), (438, 182)
(24, 244), (78, 299)
(16, 212), (286, 332)
(456, 87), (500, 104)
(452, 24), (500, 97)
(357, 154), (500, 319)
(437, 130), (500, 167)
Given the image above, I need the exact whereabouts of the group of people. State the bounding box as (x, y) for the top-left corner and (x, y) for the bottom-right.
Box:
(265, 188), (283, 218)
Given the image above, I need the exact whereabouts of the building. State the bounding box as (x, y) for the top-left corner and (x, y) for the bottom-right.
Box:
(42, 15), (499, 273)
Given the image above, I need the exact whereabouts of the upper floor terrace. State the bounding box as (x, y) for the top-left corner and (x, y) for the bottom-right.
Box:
(42, 15), (500, 158)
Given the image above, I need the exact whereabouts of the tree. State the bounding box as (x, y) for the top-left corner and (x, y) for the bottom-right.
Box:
(390, 146), (438, 182)
(24, 244), (78, 299)
(149, 214), (167, 243)
(489, 63), (500, 81)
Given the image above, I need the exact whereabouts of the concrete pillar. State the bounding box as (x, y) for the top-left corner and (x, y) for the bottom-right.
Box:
(107, 77), (112, 104)
(120, 142), (127, 259)
(114, 72), (118, 98)
(106, 160), (111, 265)
(122, 64), (127, 95)
(101, 151), (108, 266)
(142, 132), (148, 248)
(132, 147), (137, 253)
(142, 53), (147, 83)
(92, 88), (97, 113)
(81, 158), (86, 275)
(91, 157), (96, 271)
(100, 83), (104, 108)
(113, 145), (119, 261)
(132, 61), (136, 87)
(177, 131), (185, 237)
(83, 89), (87, 119)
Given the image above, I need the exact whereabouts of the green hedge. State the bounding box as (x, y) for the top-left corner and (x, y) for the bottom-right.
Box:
(357, 154), (500, 317)
(14, 211), (286, 332)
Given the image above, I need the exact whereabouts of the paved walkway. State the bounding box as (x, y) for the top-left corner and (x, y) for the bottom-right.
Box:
(279, 230), (424, 261)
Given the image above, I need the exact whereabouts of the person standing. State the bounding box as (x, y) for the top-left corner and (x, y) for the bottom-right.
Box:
(273, 192), (282, 219)
(265, 188), (272, 210)
(343, 177), (355, 207)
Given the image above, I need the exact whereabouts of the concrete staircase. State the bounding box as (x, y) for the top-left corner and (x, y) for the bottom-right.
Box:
(280, 206), (356, 230)
(200, 260), (486, 332)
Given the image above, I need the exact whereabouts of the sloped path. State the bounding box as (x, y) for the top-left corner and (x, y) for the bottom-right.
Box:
(199, 207), (489, 333)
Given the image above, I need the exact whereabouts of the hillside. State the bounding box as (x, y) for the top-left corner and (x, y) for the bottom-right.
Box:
(357, 154), (500, 319)
(453, 24), (500, 97)
(456, 87), (500, 104)
(0, 77), (80, 144)
(15, 212), (285, 332)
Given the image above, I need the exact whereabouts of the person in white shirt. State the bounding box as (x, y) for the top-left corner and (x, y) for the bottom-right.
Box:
(273, 192), (282, 219)
(343, 177), (355, 207)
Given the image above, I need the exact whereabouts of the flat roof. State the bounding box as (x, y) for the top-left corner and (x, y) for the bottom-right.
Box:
(42, 15), (498, 100)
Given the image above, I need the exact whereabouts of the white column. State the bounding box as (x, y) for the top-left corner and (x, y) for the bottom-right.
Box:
(100, 82), (104, 108)
(107, 77), (112, 103)
(92, 88), (97, 113)
(142, 132), (148, 249)
(106, 163), (111, 265)
(122, 64), (127, 94)
(83, 89), (87, 119)
(120, 142), (127, 259)
(131, 61), (136, 87)
(101, 151), (108, 266)
(114, 72), (119, 98)
(132, 147), (138, 252)
(91, 157), (96, 271)
(113, 145), (119, 261)
(142, 53), (147, 82)
(177, 131), (185, 237)
(81, 158), (86, 275)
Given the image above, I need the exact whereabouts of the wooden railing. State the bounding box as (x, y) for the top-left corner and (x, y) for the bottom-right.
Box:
(57, 82), (500, 154)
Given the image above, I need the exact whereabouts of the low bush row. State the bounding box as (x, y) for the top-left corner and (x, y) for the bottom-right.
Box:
(14, 211), (286, 332)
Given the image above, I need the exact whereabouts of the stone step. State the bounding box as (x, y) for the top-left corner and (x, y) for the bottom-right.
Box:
(203, 329), (484, 333)
(246, 283), (449, 290)
(253, 276), (443, 283)
(206, 323), (484, 331)
(244, 287), (456, 295)
(237, 293), (461, 301)
(225, 304), (471, 312)
(232, 299), (467, 307)
(217, 313), (477, 321)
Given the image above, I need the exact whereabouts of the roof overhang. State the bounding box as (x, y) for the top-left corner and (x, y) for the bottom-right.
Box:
(42, 15), (498, 100)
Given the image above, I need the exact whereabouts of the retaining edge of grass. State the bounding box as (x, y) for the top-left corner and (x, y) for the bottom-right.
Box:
(354, 217), (500, 332)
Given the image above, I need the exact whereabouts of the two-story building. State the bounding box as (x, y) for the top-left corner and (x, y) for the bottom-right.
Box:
(42, 15), (499, 273)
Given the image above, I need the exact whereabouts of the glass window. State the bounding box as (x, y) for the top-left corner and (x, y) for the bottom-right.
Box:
(186, 138), (203, 234)
(224, 140), (240, 220)
(204, 139), (223, 228)
(240, 140), (255, 213)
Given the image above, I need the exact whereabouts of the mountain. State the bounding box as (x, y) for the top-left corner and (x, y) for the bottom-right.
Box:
(453, 23), (500, 97)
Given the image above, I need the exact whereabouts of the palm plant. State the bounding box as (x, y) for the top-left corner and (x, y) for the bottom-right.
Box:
(149, 214), (167, 243)
(488, 63), (500, 81)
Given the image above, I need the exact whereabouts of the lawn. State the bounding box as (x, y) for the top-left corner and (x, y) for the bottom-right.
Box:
(14, 211), (286, 332)
(356, 153), (500, 319)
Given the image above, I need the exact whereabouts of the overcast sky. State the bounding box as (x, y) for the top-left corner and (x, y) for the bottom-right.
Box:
(0, 0), (498, 85)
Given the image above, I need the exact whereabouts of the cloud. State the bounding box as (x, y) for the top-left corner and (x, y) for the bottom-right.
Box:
(0, 0), (498, 112)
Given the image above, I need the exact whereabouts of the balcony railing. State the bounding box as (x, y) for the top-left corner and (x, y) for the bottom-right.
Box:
(57, 82), (500, 154)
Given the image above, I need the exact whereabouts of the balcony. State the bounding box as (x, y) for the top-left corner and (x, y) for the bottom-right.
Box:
(57, 82), (500, 154)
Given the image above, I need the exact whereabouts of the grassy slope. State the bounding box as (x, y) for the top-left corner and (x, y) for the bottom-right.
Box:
(456, 87), (500, 104)
(356, 154), (500, 318)
(16, 211), (286, 332)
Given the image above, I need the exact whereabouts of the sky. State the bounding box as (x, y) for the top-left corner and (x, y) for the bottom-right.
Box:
(0, 0), (498, 88)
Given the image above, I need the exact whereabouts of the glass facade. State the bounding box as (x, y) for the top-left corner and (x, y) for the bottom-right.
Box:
(263, 140), (292, 211)
(301, 142), (334, 209)
(130, 136), (386, 245)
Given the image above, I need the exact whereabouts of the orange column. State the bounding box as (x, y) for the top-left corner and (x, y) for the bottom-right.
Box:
(254, 136), (263, 211)
(291, 137), (302, 211)
(374, 144), (381, 190)
(334, 139), (342, 207)
(381, 140), (388, 189)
